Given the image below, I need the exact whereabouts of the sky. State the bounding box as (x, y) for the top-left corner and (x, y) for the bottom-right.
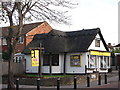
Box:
(50, 0), (119, 45)
(1, 0), (119, 45)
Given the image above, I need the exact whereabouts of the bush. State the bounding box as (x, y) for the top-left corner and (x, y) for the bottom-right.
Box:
(2, 51), (9, 60)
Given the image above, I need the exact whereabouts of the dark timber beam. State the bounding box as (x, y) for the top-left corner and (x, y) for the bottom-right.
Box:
(63, 52), (67, 75)
(49, 53), (52, 75)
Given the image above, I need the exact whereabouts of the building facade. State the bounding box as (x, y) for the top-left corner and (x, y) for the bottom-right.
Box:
(0, 21), (52, 59)
(24, 28), (111, 74)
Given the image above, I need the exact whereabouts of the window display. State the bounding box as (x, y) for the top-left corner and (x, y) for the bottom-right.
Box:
(89, 55), (96, 68)
(100, 56), (109, 68)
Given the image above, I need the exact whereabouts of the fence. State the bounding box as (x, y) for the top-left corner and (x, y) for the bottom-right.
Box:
(2, 60), (25, 75)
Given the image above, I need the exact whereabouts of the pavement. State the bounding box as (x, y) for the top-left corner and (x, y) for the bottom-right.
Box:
(1, 70), (120, 90)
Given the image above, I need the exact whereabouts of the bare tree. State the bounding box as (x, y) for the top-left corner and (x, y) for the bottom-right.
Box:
(0, 0), (78, 89)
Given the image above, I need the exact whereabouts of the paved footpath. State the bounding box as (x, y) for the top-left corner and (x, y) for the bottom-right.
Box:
(1, 70), (120, 90)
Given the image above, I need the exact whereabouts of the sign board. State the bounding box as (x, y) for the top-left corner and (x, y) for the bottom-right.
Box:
(31, 50), (39, 66)
(70, 55), (82, 67)
(90, 51), (111, 56)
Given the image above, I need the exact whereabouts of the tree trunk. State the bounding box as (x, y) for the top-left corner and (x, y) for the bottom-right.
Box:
(7, 15), (15, 89)
(7, 2), (24, 89)
(7, 36), (16, 89)
(8, 52), (15, 89)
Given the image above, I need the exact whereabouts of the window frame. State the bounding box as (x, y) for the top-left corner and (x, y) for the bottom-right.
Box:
(43, 54), (59, 66)
(95, 38), (100, 47)
(89, 55), (97, 68)
(70, 54), (82, 67)
(100, 56), (110, 69)
(2, 38), (7, 45)
(19, 36), (24, 44)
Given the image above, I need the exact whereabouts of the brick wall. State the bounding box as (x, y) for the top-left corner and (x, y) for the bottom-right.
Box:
(26, 22), (52, 46)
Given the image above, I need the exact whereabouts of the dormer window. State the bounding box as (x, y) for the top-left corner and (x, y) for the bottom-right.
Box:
(95, 38), (100, 47)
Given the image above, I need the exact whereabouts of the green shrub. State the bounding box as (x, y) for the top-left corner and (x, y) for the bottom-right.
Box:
(2, 51), (9, 60)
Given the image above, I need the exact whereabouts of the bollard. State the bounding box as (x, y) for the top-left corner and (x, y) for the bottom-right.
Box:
(16, 78), (19, 90)
(87, 75), (90, 87)
(104, 73), (107, 84)
(57, 78), (60, 90)
(98, 74), (101, 85)
(116, 66), (118, 70)
(119, 65), (120, 81)
(37, 78), (40, 90)
(74, 76), (77, 89)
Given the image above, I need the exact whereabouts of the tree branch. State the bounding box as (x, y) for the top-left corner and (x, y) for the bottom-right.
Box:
(22, 1), (37, 17)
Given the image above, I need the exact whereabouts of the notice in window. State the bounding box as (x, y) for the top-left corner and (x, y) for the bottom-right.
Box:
(31, 50), (39, 66)
(70, 55), (82, 67)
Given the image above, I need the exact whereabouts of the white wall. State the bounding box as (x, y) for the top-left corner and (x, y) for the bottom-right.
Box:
(88, 34), (106, 51)
(66, 52), (87, 74)
(25, 55), (38, 73)
(25, 54), (64, 74)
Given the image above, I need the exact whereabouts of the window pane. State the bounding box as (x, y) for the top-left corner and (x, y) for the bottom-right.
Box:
(43, 54), (50, 66)
(19, 37), (24, 44)
(3, 38), (7, 45)
(52, 54), (59, 66)
(100, 56), (103, 68)
(103, 57), (107, 68)
(95, 39), (100, 47)
(90, 55), (96, 68)
(95, 56), (97, 68)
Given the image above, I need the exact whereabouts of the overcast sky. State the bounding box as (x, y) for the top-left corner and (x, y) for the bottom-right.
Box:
(1, 0), (119, 45)
(51, 0), (119, 45)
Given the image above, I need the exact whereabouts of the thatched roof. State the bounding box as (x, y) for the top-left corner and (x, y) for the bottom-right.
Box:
(23, 28), (109, 54)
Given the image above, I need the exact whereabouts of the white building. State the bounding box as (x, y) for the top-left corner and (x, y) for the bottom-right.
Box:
(23, 28), (111, 74)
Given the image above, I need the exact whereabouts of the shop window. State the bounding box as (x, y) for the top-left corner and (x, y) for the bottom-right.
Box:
(100, 56), (103, 68)
(43, 54), (50, 66)
(89, 55), (96, 68)
(100, 56), (110, 68)
(70, 55), (82, 67)
(52, 54), (59, 66)
(104, 56), (110, 68)
(43, 54), (59, 66)
(95, 38), (100, 47)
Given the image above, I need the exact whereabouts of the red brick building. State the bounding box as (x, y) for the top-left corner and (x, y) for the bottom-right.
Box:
(0, 21), (52, 53)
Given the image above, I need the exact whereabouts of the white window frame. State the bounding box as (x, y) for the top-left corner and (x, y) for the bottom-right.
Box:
(100, 56), (110, 68)
(14, 56), (23, 63)
(95, 38), (100, 47)
(2, 38), (7, 45)
(88, 55), (97, 68)
(19, 36), (24, 44)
